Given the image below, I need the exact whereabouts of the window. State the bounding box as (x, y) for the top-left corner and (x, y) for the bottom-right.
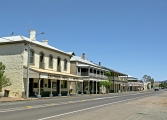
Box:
(48, 79), (51, 88)
(39, 52), (44, 63)
(34, 83), (38, 88)
(61, 81), (67, 88)
(64, 59), (67, 70)
(40, 79), (44, 88)
(78, 67), (80, 72)
(39, 52), (45, 69)
(94, 69), (96, 74)
(57, 57), (61, 72)
(90, 69), (92, 73)
(30, 49), (35, 64)
(49, 55), (53, 68)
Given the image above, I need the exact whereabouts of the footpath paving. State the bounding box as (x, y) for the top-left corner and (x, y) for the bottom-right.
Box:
(0, 97), (37, 102)
(0, 94), (104, 102)
(0, 90), (149, 103)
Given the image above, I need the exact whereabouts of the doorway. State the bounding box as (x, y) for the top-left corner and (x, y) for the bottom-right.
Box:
(29, 78), (34, 96)
(57, 80), (60, 95)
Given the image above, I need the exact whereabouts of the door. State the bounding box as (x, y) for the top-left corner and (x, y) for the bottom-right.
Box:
(29, 78), (34, 96)
(57, 80), (60, 95)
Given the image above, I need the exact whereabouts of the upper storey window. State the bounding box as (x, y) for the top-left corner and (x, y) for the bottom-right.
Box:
(49, 54), (53, 68)
(57, 57), (61, 72)
(64, 59), (67, 70)
(39, 52), (45, 69)
(30, 49), (35, 64)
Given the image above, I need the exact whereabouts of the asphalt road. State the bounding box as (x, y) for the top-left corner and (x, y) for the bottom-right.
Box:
(0, 90), (163, 120)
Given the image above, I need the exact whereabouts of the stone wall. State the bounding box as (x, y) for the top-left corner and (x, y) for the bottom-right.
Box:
(70, 61), (77, 75)
(0, 43), (24, 97)
(23, 45), (71, 73)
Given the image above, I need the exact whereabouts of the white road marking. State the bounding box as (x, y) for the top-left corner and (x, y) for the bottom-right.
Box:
(37, 94), (152, 120)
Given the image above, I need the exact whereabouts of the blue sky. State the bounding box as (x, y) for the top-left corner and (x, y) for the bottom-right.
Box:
(0, 0), (167, 81)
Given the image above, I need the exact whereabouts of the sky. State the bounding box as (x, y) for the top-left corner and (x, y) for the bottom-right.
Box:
(0, 0), (167, 81)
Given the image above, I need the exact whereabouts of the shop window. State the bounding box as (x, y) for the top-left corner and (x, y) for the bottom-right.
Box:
(61, 81), (67, 88)
(34, 83), (38, 88)
(40, 79), (44, 88)
(48, 79), (51, 88)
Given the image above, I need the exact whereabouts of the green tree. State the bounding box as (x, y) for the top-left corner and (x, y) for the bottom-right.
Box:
(104, 71), (111, 76)
(0, 62), (12, 92)
(99, 81), (111, 93)
(142, 74), (154, 88)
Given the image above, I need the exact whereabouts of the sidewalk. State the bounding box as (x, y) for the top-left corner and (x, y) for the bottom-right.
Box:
(0, 91), (148, 103)
(0, 93), (108, 103)
(0, 97), (37, 103)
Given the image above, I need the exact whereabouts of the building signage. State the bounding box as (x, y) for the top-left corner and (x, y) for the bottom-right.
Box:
(48, 74), (60, 79)
(48, 74), (68, 80)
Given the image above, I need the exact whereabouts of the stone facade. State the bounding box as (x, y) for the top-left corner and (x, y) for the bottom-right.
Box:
(0, 36), (75, 98)
(0, 43), (25, 97)
(23, 45), (71, 73)
(70, 61), (77, 75)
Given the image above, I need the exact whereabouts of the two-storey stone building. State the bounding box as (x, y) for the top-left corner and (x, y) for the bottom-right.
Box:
(0, 30), (80, 98)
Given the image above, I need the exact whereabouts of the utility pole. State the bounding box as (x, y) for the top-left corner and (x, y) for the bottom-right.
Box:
(26, 31), (44, 98)
(26, 44), (31, 98)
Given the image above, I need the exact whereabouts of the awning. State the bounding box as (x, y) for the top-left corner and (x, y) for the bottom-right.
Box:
(23, 67), (81, 80)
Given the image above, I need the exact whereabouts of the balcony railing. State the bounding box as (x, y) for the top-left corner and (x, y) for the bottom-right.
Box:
(85, 73), (109, 80)
(81, 72), (88, 76)
(112, 76), (127, 81)
(89, 73), (95, 77)
(39, 62), (45, 69)
(57, 65), (61, 72)
(102, 75), (109, 80)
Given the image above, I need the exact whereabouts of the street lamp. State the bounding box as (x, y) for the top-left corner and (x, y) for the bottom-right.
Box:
(26, 32), (44, 98)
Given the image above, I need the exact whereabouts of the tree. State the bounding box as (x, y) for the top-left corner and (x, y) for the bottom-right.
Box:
(99, 81), (111, 93)
(0, 62), (12, 92)
(142, 74), (154, 88)
(104, 71), (111, 76)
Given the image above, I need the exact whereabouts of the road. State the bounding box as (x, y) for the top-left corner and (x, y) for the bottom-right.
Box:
(0, 90), (166, 120)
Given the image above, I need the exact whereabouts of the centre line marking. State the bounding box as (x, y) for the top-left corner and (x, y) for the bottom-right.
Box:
(37, 94), (153, 120)
(25, 106), (31, 109)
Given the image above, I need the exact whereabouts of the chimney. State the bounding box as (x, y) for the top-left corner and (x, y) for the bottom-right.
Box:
(81, 53), (85, 60)
(42, 40), (48, 45)
(30, 30), (36, 40)
(99, 62), (101, 65)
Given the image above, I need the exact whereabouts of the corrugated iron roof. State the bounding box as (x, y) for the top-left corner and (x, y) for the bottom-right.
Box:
(0, 35), (71, 56)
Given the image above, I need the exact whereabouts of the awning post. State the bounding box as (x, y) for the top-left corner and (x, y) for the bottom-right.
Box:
(49, 80), (53, 97)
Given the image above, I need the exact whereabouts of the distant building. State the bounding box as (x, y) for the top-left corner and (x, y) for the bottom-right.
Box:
(126, 76), (144, 91)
